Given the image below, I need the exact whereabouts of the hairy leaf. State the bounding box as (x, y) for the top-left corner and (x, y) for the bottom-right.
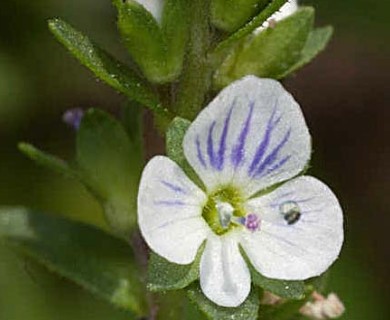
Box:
(114, 0), (170, 83)
(162, 0), (190, 79)
(212, 0), (288, 56)
(18, 142), (77, 179)
(211, 0), (270, 32)
(187, 284), (260, 320)
(147, 245), (203, 292)
(0, 207), (147, 316)
(281, 26), (334, 77)
(251, 269), (305, 300)
(48, 18), (164, 115)
(76, 109), (142, 235)
(215, 7), (314, 87)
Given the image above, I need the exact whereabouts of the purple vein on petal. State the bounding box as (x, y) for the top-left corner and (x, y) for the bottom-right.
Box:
(207, 121), (217, 168)
(148, 216), (198, 232)
(248, 106), (281, 175)
(154, 200), (186, 207)
(231, 101), (254, 168)
(258, 155), (292, 178)
(216, 104), (234, 171)
(269, 191), (295, 207)
(160, 180), (187, 194)
(263, 230), (309, 254)
(196, 136), (207, 168)
(296, 196), (316, 204)
(253, 129), (292, 178)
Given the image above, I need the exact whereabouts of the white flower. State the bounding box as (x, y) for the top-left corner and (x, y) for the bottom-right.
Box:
(138, 76), (344, 307)
(258, 0), (299, 31)
(133, 0), (164, 23)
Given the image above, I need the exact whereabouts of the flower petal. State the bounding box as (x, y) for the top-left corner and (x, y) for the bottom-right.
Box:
(200, 233), (251, 307)
(135, 0), (164, 22)
(183, 76), (311, 197)
(259, 0), (299, 31)
(240, 176), (343, 280)
(138, 156), (208, 264)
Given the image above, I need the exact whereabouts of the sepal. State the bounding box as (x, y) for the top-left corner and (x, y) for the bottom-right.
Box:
(166, 117), (205, 189)
(214, 7), (315, 87)
(280, 26), (334, 78)
(162, 0), (190, 80)
(114, 0), (189, 83)
(147, 244), (204, 292)
(211, 0), (271, 32)
(251, 267), (305, 300)
(187, 283), (260, 320)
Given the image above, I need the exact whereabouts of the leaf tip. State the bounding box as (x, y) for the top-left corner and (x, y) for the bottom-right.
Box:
(18, 142), (34, 157)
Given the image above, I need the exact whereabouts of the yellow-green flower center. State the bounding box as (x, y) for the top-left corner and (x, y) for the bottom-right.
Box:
(202, 186), (246, 235)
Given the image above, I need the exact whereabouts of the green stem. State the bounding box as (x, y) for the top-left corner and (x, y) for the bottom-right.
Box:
(174, 0), (212, 120)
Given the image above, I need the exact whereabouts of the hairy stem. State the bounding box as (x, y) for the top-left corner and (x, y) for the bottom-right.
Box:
(174, 0), (212, 120)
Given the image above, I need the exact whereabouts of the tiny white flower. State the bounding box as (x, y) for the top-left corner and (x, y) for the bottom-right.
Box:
(258, 0), (299, 32)
(133, 0), (164, 23)
(300, 292), (345, 319)
(138, 76), (344, 307)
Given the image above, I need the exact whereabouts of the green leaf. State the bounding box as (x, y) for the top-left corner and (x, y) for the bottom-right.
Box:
(120, 102), (144, 152)
(166, 117), (205, 189)
(211, 0), (270, 32)
(114, 0), (172, 83)
(280, 26), (334, 77)
(147, 244), (204, 292)
(18, 142), (77, 179)
(187, 283), (260, 320)
(48, 18), (165, 116)
(0, 207), (147, 316)
(76, 109), (142, 236)
(162, 0), (190, 78)
(156, 290), (207, 320)
(214, 7), (314, 88)
(251, 269), (305, 300)
(212, 0), (288, 56)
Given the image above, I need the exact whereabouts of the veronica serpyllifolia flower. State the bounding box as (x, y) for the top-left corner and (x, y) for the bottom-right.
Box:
(138, 76), (343, 307)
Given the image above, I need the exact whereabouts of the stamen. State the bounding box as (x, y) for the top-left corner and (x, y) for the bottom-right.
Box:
(245, 213), (261, 232)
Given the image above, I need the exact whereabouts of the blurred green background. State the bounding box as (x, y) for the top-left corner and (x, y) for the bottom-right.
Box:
(0, 0), (388, 319)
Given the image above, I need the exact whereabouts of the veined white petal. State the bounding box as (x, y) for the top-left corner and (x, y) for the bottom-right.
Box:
(200, 233), (251, 307)
(138, 156), (208, 264)
(240, 176), (344, 280)
(183, 76), (311, 198)
(257, 0), (299, 32)
(134, 0), (164, 23)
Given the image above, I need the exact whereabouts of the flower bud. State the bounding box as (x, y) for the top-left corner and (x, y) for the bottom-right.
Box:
(300, 292), (345, 319)
(62, 108), (84, 130)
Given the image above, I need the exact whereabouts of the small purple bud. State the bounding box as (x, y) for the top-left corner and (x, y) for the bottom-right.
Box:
(62, 108), (84, 130)
(245, 213), (261, 232)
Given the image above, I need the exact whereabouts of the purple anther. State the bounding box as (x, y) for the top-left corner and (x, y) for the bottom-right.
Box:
(245, 213), (261, 232)
(62, 108), (84, 130)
